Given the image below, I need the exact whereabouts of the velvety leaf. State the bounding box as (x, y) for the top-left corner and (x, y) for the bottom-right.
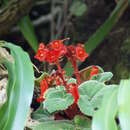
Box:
(79, 66), (104, 82)
(78, 81), (117, 116)
(0, 42), (34, 130)
(44, 86), (74, 113)
(31, 105), (54, 122)
(91, 72), (113, 82)
(30, 120), (91, 130)
(118, 79), (130, 130)
(31, 120), (74, 130)
(78, 80), (105, 116)
(74, 115), (91, 129)
(92, 87), (118, 130)
(91, 85), (118, 108)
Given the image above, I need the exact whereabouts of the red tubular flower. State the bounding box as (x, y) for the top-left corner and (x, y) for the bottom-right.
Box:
(46, 50), (59, 63)
(35, 43), (48, 62)
(76, 44), (88, 62)
(50, 40), (67, 57)
(68, 83), (79, 104)
(89, 66), (99, 79)
(37, 78), (48, 103)
(50, 40), (64, 51)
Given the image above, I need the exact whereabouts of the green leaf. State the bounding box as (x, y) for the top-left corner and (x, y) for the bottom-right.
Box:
(78, 81), (117, 116)
(70, 0), (87, 16)
(31, 105), (54, 122)
(18, 15), (38, 52)
(30, 120), (75, 130)
(92, 87), (118, 130)
(78, 80), (105, 116)
(0, 41), (34, 130)
(74, 115), (91, 128)
(0, 60), (16, 129)
(3, 0), (38, 52)
(118, 79), (130, 130)
(91, 72), (113, 82)
(79, 65), (104, 81)
(44, 86), (74, 113)
(30, 120), (91, 130)
(65, 61), (74, 76)
(85, 0), (128, 54)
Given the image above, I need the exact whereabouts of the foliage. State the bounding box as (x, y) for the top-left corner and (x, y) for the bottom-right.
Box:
(18, 16), (38, 52)
(0, 41), (34, 130)
(92, 79), (130, 130)
(44, 86), (74, 113)
(0, 0), (130, 130)
(92, 87), (118, 130)
(2, 0), (38, 52)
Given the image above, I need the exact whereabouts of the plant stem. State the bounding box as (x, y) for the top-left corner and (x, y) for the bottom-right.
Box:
(56, 60), (67, 88)
(71, 59), (80, 85)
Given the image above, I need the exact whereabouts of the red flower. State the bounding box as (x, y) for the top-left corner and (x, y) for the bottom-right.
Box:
(68, 83), (79, 104)
(35, 43), (48, 62)
(46, 50), (59, 63)
(37, 78), (48, 103)
(50, 40), (67, 57)
(76, 44), (88, 62)
(50, 40), (64, 51)
(35, 40), (67, 63)
(90, 66), (99, 79)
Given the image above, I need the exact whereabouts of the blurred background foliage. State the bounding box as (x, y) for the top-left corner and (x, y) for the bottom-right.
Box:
(0, 0), (130, 83)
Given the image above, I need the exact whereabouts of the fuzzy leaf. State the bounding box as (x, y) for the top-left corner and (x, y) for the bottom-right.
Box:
(91, 72), (113, 82)
(44, 86), (74, 113)
(31, 105), (54, 122)
(79, 65), (104, 82)
(29, 120), (91, 130)
(78, 81), (117, 116)
(31, 121), (74, 130)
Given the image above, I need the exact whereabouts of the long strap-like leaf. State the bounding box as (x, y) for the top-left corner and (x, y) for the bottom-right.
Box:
(3, 0), (38, 52)
(18, 16), (38, 52)
(85, 0), (128, 54)
(0, 61), (16, 129)
(92, 87), (118, 130)
(0, 42), (34, 130)
(118, 79), (130, 130)
(64, 0), (128, 76)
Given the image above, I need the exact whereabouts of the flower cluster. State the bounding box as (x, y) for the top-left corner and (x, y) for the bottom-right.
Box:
(35, 40), (67, 63)
(35, 39), (93, 104)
